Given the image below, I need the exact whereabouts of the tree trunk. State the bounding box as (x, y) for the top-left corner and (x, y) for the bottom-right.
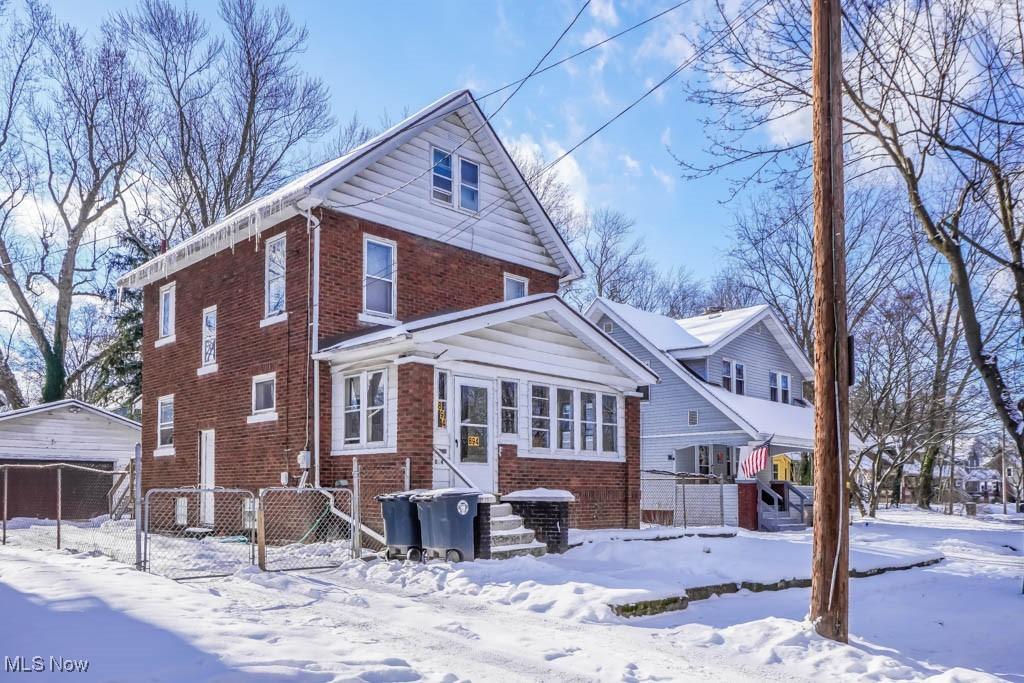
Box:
(917, 444), (940, 509)
(41, 339), (66, 403)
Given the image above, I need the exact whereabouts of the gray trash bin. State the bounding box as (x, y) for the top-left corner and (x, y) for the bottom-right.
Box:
(412, 489), (480, 562)
(377, 490), (427, 561)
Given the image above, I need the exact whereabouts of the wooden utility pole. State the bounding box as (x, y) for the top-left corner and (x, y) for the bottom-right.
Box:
(809, 0), (850, 643)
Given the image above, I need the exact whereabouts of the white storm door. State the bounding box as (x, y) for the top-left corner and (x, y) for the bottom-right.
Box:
(453, 377), (495, 492)
(199, 429), (215, 525)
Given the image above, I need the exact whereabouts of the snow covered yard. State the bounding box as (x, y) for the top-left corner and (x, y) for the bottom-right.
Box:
(0, 508), (1018, 681)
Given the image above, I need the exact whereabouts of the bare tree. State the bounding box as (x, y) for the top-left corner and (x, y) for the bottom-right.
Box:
(684, 0), (1024, 460)
(0, 7), (148, 403)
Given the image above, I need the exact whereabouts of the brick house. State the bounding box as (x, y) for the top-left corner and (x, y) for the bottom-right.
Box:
(118, 91), (657, 529)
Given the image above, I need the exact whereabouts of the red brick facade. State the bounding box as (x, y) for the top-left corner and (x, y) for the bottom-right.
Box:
(140, 208), (641, 529)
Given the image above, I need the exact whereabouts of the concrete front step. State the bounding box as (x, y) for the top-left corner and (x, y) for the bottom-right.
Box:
(490, 527), (538, 547)
(490, 514), (523, 531)
(489, 540), (547, 559)
(489, 503), (513, 518)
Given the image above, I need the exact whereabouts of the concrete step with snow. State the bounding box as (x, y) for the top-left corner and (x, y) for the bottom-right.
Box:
(488, 540), (547, 560)
(489, 503), (513, 518)
(490, 527), (539, 547)
(490, 515), (524, 532)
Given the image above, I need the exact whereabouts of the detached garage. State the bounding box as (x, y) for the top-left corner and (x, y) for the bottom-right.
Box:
(0, 399), (141, 520)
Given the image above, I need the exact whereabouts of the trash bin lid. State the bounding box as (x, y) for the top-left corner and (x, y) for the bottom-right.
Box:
(409, 487), (483, 502)
(376, 489), (431, 502)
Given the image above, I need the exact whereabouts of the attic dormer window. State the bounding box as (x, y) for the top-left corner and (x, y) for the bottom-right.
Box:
(431, 147), (453, 204)
(459, 159), (479, 211)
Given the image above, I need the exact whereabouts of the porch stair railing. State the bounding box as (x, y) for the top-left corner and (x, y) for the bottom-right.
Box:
(756, 481), (806, 531)
(433, 447), (475, 489)
(784, 481), (809, 525)
(108, 459), (135, 520)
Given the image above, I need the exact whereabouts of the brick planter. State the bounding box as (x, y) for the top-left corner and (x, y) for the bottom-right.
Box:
(502, 489), (575, 554)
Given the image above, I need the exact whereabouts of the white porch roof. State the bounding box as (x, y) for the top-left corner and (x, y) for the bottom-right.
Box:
(314, 294), (659, 391)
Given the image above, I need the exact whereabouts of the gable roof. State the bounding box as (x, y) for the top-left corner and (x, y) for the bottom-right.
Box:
(315, 293), (659, 388)
(0, 399), (141, 432)
(117, 90), (582, 289)
(589, 298), (813, 380)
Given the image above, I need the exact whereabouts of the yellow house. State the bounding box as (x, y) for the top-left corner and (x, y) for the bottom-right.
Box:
(772, 454), (796, 482)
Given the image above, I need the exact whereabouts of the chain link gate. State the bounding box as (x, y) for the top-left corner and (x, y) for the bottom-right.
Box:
(257, 487), (355, 571)
(640, 470), (737, 528)
(142, 487), (256, 580)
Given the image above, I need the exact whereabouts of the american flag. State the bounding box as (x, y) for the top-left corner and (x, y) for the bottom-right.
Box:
(741, 437), (772, 478)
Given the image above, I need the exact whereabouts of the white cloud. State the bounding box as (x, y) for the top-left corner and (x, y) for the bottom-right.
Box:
(650, 165), (676, 192)
(589, 0), (619, 27)
(636, 12), (695, 66)
(509, 133), (590, 213)
(645, 77), (666, 104)
(660, 127), (672, 147)
(620, 154), (642, 175)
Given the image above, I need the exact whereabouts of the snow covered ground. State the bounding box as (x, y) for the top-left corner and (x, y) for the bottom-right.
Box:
(0, 507), (1018, 681)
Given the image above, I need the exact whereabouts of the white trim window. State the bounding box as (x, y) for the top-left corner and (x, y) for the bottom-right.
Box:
(248, 372), (277, 423)
(200, 306), (217, 371)
(264, 234), (286, 319)
(601, 395), (618, 453)
(459, 158), (479, 212)
(156, 395), (174, 453)
(530, 385), (550, 448)
(770, 371), (791, 403)
(580, 391), (597, 451)
(500, 380), (518, 434)
(722, 360), (745, 395)
(342, 368), (387, 447)
(157, 282), (176, 344)
(431, 147), (454, 204)
(363, 235), (396, 318)
(556, 388), (574, 450)
(503, 273), (528, 301)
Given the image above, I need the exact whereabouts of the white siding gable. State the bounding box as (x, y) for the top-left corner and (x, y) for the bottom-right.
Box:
(327, 111), (560, 275)
(0, 406), (140, 465)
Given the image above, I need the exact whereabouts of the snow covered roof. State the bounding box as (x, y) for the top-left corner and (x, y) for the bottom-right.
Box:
(0, 399), (140, 431)
(675, 305), (770, 348)
(594, 299), (704, 351)
(117, 90), (582, 289)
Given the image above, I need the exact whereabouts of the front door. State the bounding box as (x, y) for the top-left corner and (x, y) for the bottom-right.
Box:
(453, 377), (495, 492)
(199, 429), (215, 525)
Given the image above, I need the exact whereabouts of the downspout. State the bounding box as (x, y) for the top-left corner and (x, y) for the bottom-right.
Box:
(305, 207), (323, 487)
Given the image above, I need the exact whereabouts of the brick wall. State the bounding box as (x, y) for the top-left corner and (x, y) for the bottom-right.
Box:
(141, 207), (557, 495)
(497, 396), (642, 530)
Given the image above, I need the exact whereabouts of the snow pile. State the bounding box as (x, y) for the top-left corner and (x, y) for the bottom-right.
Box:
(501, 488), (576, 502)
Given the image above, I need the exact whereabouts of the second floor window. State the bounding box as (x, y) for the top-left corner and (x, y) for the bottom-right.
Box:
(159, 282), (175, 339)
(201, 306), (217, 367)
(770, 371), (791, 403)
(364, 236), (396, 317)
(265, 234), (286, 317)
(503, 274), (528, 300)
(459, 158), (479, 211)
(157, 395), (174, 448)
(431, 148), (453, 204)
(722, 360), (745, 395)
(252, 373), (276, 415)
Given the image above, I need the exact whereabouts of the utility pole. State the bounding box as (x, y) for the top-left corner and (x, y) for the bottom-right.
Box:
(809, 0), (850, 643)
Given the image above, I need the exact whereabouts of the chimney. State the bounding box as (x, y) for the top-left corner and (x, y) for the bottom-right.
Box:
(703, 306), (725, 315)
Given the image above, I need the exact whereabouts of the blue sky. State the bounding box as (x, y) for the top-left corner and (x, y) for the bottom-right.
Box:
(53, 0), (737, 278)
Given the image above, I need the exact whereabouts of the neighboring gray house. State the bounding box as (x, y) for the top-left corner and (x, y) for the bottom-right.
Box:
(585, 299), (822, 482)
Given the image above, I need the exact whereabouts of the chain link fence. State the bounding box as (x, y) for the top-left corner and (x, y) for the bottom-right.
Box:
(1, 462), (138, 564)
(352, 457), (410, 553)
(258, 487), (354, 571)
(640, 470), (738, 528)
(143, 487), (256, 580)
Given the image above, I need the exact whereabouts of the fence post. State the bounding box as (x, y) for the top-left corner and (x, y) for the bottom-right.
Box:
(719, 479), (725, 527)
(681, 479), (688, 529)
(2, 467), (7, 546)
(352, 458), (362, 559)
(404, 457), (411, 490)
(56, 466), (62, 550)
(133, 443), (143, 570)
(256, 502), (267, 570)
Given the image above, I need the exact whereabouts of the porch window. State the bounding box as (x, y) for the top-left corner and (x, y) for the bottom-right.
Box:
(698, 445), (711, 474)
(363, 236), (396, 318)
(431, 147), (453, 204)
(601, 395), (617, 452)
(158, 282), (175, 341)
(556, 388), (574, 450)
(342, 368), (387, 447)
(503, 273), (528, 301)
(580, 392), (597, 451)
(459, 158), (479, 212)
(531, 385), (550, 448)
(500, 380), (518, 434)
(264, 234), (286, 318)
(201, 306), (217, 368)
(157, 395), (174, 448)
(436, 370), (448, 428)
